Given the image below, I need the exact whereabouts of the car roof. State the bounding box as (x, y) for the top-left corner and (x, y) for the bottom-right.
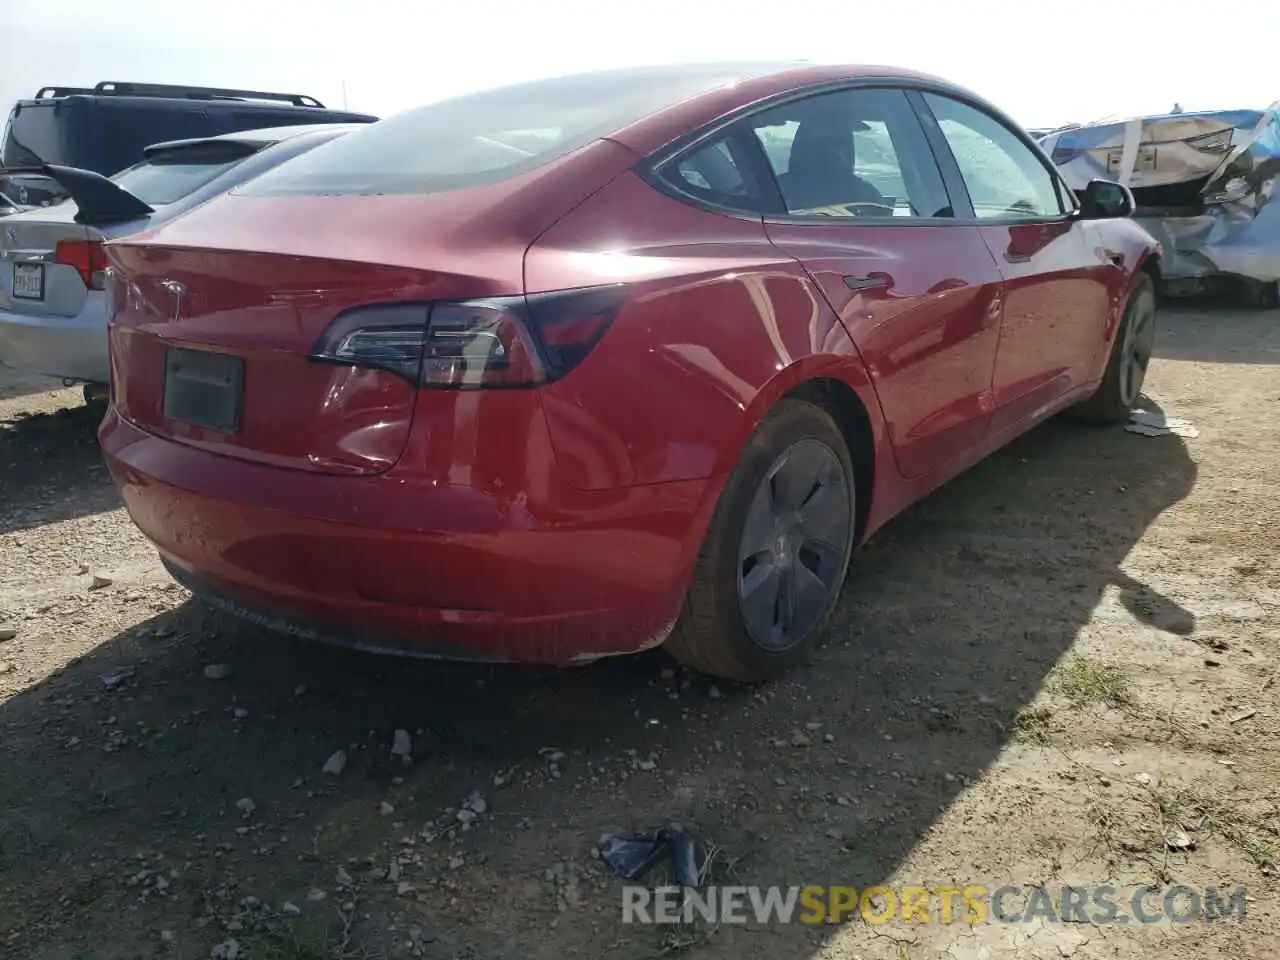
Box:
(141, 122), (371, 157)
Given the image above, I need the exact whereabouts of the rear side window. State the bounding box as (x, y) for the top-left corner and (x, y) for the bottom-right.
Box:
(111, 143), (257, 204)
(238, 67), (774, 197)
(659, 134), (769, 214)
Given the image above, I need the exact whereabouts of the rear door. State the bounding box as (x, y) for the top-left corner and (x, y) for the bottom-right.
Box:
(744, 86), (1004, 479)
(912, 92), (1112, 431)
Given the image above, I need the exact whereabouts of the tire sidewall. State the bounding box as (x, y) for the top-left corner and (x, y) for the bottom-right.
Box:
(706, 400), (856, 679)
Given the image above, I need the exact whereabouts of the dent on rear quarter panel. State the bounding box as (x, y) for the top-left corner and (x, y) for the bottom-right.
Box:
(525, 171), (880, 491)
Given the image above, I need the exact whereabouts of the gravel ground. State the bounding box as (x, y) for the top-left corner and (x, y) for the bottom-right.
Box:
(0, 304), (1276, 960)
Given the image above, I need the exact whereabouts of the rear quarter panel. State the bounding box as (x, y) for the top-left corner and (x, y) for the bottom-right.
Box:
(525, 171), (887, 493)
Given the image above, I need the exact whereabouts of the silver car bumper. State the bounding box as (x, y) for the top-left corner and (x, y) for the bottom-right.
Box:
(0, 294), (109, 384)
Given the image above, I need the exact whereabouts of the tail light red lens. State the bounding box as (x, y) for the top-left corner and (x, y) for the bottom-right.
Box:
(55, 239), (110, 291)
(309, 283), (627, 389)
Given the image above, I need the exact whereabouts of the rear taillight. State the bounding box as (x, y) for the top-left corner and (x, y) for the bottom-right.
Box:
(55, 239), (109, 291)
(309, 284), (627, 389)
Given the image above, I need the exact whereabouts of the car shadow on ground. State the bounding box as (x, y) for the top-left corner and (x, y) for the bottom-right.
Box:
(0, 401), (116, 536)
(1154, 303), (1280, 364)
(0, 405), (1197, 958)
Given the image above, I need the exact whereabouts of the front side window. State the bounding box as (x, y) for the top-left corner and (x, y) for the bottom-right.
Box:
(746, 87), (952, 220)
(922, 93), (1063, 220)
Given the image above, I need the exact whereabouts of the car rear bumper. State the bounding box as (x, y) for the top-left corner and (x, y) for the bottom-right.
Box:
(99, 408), (709, 664)
(0, 296), (108, 383)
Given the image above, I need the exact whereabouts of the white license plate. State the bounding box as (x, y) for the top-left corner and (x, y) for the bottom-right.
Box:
(12, 262), (44, 300)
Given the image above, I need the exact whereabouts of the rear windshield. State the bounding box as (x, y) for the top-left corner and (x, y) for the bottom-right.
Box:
(2, 104), (65, 166)
(238, 65), (783, 197)
(111, 142), (258, 204)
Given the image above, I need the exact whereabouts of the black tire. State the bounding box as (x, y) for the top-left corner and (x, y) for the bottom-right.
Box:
(1073, 273), (1157, 424)
(665, 399), (857, 682)
(82, 382), (108, 408)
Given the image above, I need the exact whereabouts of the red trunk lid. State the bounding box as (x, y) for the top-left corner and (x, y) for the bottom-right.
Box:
(104, 195), (527, 476)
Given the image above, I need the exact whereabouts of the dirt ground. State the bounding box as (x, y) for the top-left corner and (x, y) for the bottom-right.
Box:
(0, 305), (1276, 960)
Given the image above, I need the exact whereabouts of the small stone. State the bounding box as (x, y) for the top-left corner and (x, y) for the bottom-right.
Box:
(102, 668), (134, 689)
(293, 684), (306, 696)
(0, 661), (13, 675)
(708, 685), (722, 699)
(233, 707), (249, 720)
(89, 575), (113, 591)
(825, 828), (844, 841)
(380, 801), (395, 816)
(386, 861), (401, 883)
(282, 902), (301, 917)
(306, 887), (327, 902)
(636, 759), (657, 771)
(210, 940), (240, 960)
(0, 627), (16, 642)
(397, 880), (415, 896)
(456, 809), (477, 824)
(322, 750), (347, 776)
(203, 664), (232, 681)
(390, 729), (412, 758)
(791, 732), (812, 747)
(660, 667), (676, 680)
(1166, 830), (1196, 852)
(463, 791), (487, 814)
(1134, 773), (1153, 786)
(235, 797), (256, 815)
(160, 929), (175, 942)
(335, 866), (354, 887)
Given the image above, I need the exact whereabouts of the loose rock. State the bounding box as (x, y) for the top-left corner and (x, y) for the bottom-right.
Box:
(282, 902), (301, 917)
(210, 940), (241, 960)
(380, 801), (395, 816)
(0, 662), (13, 675)
(89, 575), (113, 591)
(322, 750), (347, 776)
(0, 626), (16, 642)
(203, 664), (232, 681)
(391, 728), (412, 760)
(233, 707), (249, 720)
(235, 797), (256, 815)
(1166, 830), (1196, 852)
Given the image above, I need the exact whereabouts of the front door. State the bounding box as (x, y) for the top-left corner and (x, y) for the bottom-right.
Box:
(914, 92), (1113, 431)
(742, 86), (1005, 479)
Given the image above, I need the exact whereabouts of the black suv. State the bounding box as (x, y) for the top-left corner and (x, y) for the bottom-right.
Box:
(1, 81), (377, 205)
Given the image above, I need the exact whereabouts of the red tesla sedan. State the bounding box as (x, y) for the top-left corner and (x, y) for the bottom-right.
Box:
(100, 63), (1160, 682)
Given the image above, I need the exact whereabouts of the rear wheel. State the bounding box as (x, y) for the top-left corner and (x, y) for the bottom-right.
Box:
(1073, 273), (1157, 424)
(666, 399), (856, 682)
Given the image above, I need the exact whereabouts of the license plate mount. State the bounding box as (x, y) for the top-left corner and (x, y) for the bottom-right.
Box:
(12, 262), (44, 300)
(163, 347), (244, 433)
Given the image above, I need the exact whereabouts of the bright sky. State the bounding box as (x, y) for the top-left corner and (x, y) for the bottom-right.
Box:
(2, 0), (1278, 130)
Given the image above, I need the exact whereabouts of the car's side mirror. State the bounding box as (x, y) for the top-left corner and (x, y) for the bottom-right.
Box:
(1078, 178), (1135, 219)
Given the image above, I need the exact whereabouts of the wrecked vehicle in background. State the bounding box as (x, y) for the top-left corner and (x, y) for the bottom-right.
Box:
(1039, 105), (1280, 305)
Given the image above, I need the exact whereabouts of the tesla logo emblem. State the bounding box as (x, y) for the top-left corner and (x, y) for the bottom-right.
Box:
(161, 279), (186, 321)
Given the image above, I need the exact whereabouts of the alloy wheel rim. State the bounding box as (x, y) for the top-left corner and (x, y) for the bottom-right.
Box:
(736, 438), (852, 651)
(1120, 292), (1156, 408)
